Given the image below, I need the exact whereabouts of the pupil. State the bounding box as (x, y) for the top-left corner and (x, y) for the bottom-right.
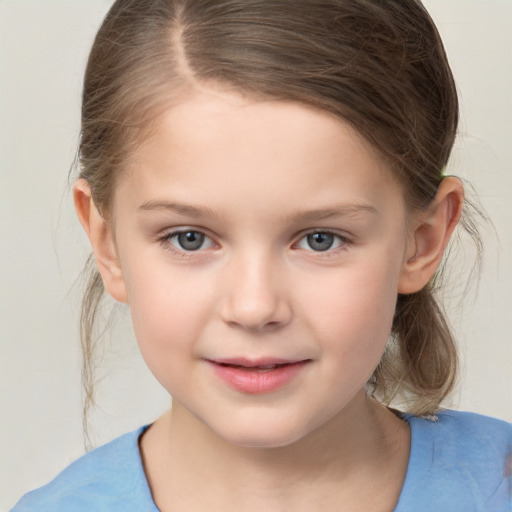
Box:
(308, 233), (334, 251)
(178, 231), (204, 250)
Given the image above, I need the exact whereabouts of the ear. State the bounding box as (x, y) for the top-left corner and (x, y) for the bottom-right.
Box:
(398, 176), (464, 294)
(73, 179), (128, 303)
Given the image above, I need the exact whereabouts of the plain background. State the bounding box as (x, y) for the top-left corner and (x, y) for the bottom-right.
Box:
(1, 0), (511, 510)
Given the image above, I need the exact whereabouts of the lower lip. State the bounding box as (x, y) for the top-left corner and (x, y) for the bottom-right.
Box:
(208, 361), (310, 394)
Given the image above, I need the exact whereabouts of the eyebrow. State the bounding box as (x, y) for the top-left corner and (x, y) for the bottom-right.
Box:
(138, 200), (378, 222)
(137, 200), (219, 219)
(285, 204), (378, 223)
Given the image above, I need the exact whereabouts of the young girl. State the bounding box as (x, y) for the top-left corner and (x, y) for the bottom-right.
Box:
(11, 0), (511, 511)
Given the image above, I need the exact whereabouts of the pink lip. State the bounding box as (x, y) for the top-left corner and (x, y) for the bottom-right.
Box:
(207, 358), (311, 394)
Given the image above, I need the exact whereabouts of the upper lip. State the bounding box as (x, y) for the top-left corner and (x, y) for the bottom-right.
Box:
(207, 357), (310, 368)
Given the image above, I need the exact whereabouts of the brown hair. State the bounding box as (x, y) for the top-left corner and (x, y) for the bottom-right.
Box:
(78, 0), (476, 430)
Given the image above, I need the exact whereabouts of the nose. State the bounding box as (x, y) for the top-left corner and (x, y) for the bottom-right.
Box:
(218, 251), (292, 332)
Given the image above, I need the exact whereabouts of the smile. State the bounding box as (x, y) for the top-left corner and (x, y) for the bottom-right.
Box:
(207, 358), (311, 394)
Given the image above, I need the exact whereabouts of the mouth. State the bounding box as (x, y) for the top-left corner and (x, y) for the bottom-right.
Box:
(210, 357), (310, 369)
(206, 358), (312, 393)
(217, 362), (292, 372)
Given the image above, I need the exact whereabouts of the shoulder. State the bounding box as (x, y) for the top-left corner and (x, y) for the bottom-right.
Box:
(410, 409), (512, 453)
(396, 410), (512, 512)
(10, 426), (157, 512)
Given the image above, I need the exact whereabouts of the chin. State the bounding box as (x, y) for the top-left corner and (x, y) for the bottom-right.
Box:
(212, 417), (312, 450)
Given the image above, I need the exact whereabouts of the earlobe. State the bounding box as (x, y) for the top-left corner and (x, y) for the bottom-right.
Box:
(73, 179), (128, 303)
(398, 177), (464, 294)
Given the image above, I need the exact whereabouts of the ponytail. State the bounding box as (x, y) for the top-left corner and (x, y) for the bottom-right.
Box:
(370, 285), (457, 415)
(79, 256), (106, 448)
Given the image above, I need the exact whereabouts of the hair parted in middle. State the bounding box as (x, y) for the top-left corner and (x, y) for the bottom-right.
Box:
(77, 0), (476, 423)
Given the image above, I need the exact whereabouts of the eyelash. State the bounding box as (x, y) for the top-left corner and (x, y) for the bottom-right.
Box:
(294, 230), (352, 254)
(158, 229), (215, 257)
(157, 228), (352, 256)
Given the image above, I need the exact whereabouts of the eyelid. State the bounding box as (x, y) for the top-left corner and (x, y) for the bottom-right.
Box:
(293, 229), (352, 252)
(156, 226), (353, 256)
(158, 227), (218, 254)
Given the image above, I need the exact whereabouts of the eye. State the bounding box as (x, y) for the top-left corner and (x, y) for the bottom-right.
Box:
(167, 230), (214, 252)
(296, 231), (347, 252)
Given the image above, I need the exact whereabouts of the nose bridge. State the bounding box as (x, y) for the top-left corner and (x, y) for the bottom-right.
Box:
(220, 245), (290, 331)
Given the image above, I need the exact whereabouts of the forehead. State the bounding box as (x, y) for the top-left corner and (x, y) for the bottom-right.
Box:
(117, 89), (405, 221)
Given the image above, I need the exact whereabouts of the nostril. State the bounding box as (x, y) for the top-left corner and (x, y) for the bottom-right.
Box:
(218, 269), (293, 330)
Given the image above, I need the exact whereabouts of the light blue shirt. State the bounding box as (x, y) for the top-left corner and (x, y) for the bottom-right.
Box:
(11, 410), (512, 511)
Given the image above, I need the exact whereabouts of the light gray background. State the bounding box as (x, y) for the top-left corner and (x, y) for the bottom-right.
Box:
(1, 1), (511, 510)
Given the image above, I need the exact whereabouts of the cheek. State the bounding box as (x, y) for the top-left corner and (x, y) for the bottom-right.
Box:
(301, 257), (401, 368)
(121, 257), (213, 375)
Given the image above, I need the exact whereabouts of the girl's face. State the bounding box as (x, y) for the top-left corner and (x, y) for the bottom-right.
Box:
(110, 90), (413, 448)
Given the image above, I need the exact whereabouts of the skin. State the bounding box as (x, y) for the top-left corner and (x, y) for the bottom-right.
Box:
(74, 89), (463, 511)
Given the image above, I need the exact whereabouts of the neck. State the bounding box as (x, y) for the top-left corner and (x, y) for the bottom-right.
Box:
(140, 392), (410, 511)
